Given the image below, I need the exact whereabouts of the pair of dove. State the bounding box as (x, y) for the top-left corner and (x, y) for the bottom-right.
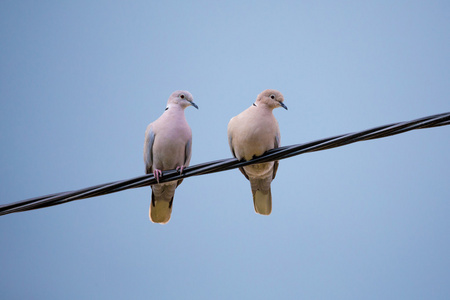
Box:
(143, 89), (287, 224)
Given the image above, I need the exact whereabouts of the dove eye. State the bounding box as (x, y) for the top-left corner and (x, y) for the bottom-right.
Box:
(270, 95), (275, 99)
(180, 94), (185, 99)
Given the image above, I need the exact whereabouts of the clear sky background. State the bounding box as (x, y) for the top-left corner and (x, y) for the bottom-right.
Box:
(1, 1), (449, 299)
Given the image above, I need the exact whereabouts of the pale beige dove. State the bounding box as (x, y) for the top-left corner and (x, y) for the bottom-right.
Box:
(227, 89), (287, 215)
(143, 90), (198, 224)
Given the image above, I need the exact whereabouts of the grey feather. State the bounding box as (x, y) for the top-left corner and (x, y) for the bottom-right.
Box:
(144, 127), (155, 174)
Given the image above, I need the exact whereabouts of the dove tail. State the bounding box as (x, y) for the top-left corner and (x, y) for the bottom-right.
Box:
(252, 188), (272, 215)
(149, 191), (173, 224)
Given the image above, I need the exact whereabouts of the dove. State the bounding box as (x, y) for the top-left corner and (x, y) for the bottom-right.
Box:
(143, 90), (198, 224)
(227, 89), (287, 215)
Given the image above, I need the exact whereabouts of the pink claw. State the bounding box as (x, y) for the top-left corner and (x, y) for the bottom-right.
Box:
(176, 165), (185, 174)
(153, 169), (162, 183)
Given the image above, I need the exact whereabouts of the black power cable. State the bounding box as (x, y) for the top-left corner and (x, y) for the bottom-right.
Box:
(1, 112), (449, 216)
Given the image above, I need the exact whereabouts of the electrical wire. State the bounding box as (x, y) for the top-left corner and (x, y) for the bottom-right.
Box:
(1, 112), (449, 216)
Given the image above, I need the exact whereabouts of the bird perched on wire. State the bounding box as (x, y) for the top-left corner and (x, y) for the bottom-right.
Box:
(143, 90), (198, 224)
(227, 89), (287, 215)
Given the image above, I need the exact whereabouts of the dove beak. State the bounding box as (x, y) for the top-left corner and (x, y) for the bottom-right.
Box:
(279, 101), (288, 110)
(189, 101), (199, 109)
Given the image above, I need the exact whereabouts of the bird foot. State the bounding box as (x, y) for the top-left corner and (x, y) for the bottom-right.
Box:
(176, 165), (185, 175)
(153, 169), (162, 183)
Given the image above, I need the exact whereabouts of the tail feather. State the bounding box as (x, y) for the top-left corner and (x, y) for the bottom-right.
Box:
(249, 176), (273, 215)
(252, 188), (272, 215)
(149, 191), (173, 224)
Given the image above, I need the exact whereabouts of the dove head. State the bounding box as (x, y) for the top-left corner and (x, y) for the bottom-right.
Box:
(255, 89), (287, 110)
(167, 90), (198, 110)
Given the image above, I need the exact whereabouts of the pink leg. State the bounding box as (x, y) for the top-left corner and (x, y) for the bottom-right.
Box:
(176, 165), (185, 174)
(153, 169), (162, 183)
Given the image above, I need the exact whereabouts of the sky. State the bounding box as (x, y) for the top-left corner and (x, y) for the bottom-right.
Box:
(1, 1), (449, 299)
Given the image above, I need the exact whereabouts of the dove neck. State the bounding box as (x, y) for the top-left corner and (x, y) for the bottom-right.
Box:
(253, 102), (275, 113)
(165, 104), (186, 114)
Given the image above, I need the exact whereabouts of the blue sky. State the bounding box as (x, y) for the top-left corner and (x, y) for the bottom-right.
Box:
(1, 1), (449, 299)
